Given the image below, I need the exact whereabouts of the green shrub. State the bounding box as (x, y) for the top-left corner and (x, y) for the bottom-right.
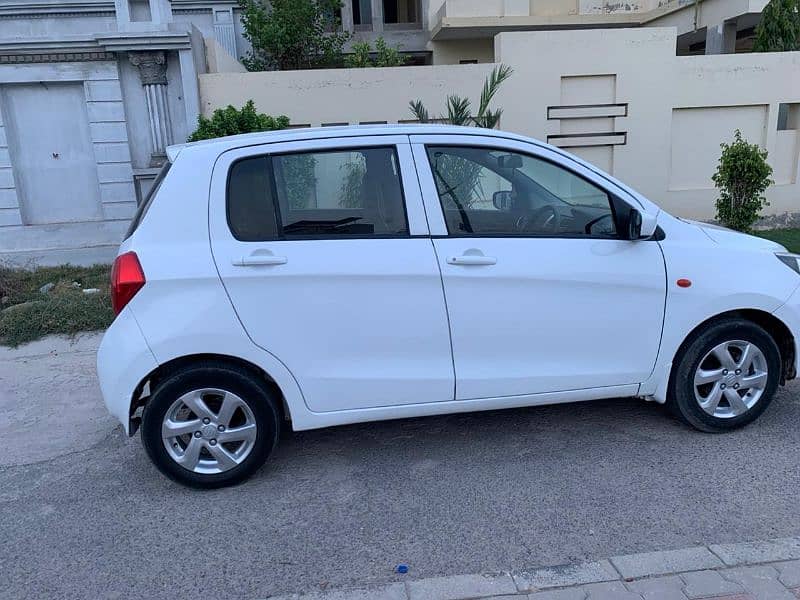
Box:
(188, 100), (289, 142)
(238, 0), (349, 71)
(712, 129), (774, 232)
(344, 38), (407, 68)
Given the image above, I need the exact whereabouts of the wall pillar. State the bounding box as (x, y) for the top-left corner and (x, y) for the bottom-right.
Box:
(129, 51), (173, 166)
(705, 21), (737, 54)
(340, 0), (355, 31)
(371, 0), (384, 31)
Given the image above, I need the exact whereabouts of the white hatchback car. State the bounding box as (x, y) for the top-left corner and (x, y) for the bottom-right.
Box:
(98, 124), (800, 488)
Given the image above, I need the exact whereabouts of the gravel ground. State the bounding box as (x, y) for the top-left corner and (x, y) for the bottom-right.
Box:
(1, 334), (799, 599)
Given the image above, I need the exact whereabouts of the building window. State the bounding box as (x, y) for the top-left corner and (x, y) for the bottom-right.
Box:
(383, 0), (420, 25)
(778, 103), (800, 131)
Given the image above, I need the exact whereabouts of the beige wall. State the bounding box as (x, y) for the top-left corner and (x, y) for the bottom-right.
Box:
(204, 37), (247, 74)
(199, 28), (800, 220)
(430, 38), (495, 64)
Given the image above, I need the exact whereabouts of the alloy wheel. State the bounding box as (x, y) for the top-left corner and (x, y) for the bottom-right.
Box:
(161, 388), (258, 474)
(693, 340), (769, 419)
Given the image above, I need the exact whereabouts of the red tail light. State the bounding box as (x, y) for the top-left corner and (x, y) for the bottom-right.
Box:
(111, 251), (145, 315)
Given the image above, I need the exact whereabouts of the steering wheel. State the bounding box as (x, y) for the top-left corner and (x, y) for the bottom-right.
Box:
(516, 205), (561, 234)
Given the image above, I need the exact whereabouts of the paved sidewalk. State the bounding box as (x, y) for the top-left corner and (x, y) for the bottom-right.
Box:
(272, 537), (800, 600)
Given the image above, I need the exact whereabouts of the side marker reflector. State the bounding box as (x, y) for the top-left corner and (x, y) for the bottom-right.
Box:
(677, 278), (692, 288)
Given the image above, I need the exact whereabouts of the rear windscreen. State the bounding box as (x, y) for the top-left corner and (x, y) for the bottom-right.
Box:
(125, 160), (171, 239)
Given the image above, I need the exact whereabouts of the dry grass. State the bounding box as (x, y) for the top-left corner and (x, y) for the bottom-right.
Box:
(0, 264), (113, 347)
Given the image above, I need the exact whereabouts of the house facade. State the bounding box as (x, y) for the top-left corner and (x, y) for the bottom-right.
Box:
(0, 0), (780, 265)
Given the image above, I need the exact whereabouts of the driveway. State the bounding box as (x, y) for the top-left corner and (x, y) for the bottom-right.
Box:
(1, 335), (800, 599)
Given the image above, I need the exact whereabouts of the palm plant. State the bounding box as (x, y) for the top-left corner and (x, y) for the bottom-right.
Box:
(409, 65), (513, 210)
(408, 64), (512, 128)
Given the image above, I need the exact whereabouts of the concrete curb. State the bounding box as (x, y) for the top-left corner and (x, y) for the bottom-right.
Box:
(269, 535), (800, 599)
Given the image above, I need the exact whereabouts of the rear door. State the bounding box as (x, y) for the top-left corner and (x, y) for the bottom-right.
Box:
(209, 135), (455, 412)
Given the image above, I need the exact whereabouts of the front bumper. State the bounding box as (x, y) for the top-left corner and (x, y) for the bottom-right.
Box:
(96, 308), (158, 435)
(773, 285), (800, 378)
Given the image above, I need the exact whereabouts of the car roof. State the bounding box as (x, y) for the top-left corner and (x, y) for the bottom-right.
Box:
(166, 124), (534, 162)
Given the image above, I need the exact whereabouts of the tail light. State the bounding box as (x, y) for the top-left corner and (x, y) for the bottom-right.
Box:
(111, 251), (145, 315)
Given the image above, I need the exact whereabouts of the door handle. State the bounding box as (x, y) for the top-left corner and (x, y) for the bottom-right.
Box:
(232, 255), (288, 267)
(447, 255), (497, 266)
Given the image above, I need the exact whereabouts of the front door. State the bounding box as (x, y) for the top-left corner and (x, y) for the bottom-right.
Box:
(411, 135), (667, 400)
(210, 136), (454, 412)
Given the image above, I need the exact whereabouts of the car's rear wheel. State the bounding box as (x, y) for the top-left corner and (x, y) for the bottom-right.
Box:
(141, 362), (280, 488)
(668, 318), (781, 432)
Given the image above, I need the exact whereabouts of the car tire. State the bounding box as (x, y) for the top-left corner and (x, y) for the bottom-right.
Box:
(668, 318), (781, 432)
(141, 361), (280, 488)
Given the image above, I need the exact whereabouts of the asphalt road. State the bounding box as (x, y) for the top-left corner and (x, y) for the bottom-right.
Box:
(2, 335), (800, 599)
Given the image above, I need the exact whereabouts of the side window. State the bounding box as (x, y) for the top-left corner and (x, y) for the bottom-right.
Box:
(272, 147), (409, 237)
(226, 146), (409, 240)
(426, 146), (616, 238)
(227, 156), (277, 241)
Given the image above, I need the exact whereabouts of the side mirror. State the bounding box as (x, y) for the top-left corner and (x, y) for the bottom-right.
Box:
(493, 190), (514, 211)
(611, 195), (658, 240)
(627, 209), (642, 240)
(623, 208), (657, 240)
(639, 211), (658, 238)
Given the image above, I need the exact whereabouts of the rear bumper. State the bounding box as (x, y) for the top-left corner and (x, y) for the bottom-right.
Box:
(96, 308), (158, 435)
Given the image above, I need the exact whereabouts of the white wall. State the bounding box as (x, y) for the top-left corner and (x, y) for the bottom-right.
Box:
(199, 28), (800, 220)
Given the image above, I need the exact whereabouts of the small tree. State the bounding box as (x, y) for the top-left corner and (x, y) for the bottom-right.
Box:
(753, 0), (800, 52)
(344, 37), (407, 68)
(712, 129), (774, 232)
(187, 100), (289, 141)
(238, 0), (350, 71)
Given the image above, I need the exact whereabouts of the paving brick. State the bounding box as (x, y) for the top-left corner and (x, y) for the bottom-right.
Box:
(721, 565), (796, 600)
(406, 573), (517, 600)
(528, 588), (588, 600)
(775, 560), (800, 588)
(270, 582), (407, 600)
(681, 570), (745, 599)
(514, 561), (619, 591)
(580, 581), (643, 599)
(710, 539), (800, 567)
(610, 548), (723, 580)
(626, 575), (687, 599)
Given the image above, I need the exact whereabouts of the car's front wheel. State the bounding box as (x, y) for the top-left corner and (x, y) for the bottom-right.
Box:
(669, 318), (781, 432)
(141, 362), (280, 488)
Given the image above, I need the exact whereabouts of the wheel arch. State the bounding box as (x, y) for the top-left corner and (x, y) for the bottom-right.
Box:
(646, 308), (795, 404)
(128, 353), (291, 435)
(672, 309), (796, 385)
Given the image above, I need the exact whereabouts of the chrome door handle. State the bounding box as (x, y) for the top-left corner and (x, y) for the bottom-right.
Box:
(446, 255), (497, 266)
(232, 255), (288, 267)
